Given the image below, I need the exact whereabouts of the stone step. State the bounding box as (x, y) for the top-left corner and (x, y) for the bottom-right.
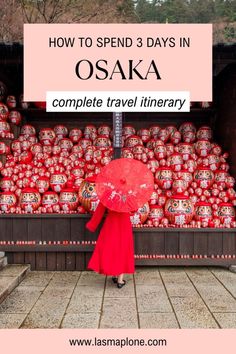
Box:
(0, 265), (30, 304)
(0, 252), (7, 271)
(0, 258), (4, 271)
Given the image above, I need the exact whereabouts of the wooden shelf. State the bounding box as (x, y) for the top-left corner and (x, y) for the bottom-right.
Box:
(0, 244), (93, 252)
(135, 258), (236, 267)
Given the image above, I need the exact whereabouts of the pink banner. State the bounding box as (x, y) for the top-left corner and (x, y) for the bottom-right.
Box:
(24, 24), (212, 101)
(0, 329), (235, 353)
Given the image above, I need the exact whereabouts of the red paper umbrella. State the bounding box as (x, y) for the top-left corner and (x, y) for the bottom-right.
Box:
(95, 158), (154, 212)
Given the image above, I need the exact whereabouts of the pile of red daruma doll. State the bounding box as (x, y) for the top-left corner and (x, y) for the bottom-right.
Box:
(0, 96), (235, 227)
(122, 123), (236, 228)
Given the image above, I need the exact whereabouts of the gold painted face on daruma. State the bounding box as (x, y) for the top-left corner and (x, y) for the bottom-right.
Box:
(218, 203), (235, 224)
(42, 192), (59, 206)
(211, 144), (222, 156)
(6, 95), (16, 108)
(167, 154), (183, 172)
(0, 178), (14, 191)
(59, 138), (73, 150)
(194, 168), (214, 188)
(207, 154), (220, 169)
(94, 136), (111, 149)
(39, 129), (56, 145)
(179, 122), (196, 135)
(50, 174), (67, 192)
(72, 144), (83, 155)
(36, 178), (49, 192)
(218, 205), (235, 217)
(0, 103), (8, 120)
(149, 125), (161, 138)
(59, 190), (79, 211)
(79, 180), (99, 212)
(172, 179), (188, 193)
(98, 125), (111, 137)
(195, 203), (212, 221)
(177, 170), (193, 184)
(154, 145), (167, 160)
(71, 167), (84, 178)
(155, 168), (173, 190)
(130, 203), (150, 225)
(215, 170), (228, 184)
(177, 143), (194, 161)
(123, 125), (136, 139)
(182, 131), (196, 143)
(20, 190), (41, 211)
(22, 193), (37, 202)
(69, 128), (82, 143)
(54, 125), (68, 138)
(147, 159), (159, 172)
(170, 131), (181, 144)
(166, 125), (177, 136)
(165, 196), (194, 225)
(167, 199), (192, 214)
(0, 121), (10, 133)
(137, 128), (150, 143)
(125, 135), (143, 148)
(196, 126), (212, 141)
(195, 140), (211, 157)
(0, 142), (7, 154)
(0, 192), (17, 211)
(165, 143), (174, 155)
(149, 206), (164, 220)
(84, 125), (97, 139)
(132, 145), (144, 155)
(9, 111), (21, 125)
(79, 138), (92, 150)
(158, 128), (169, 142)
(178, 143), (194, 154)
(21, 125), (36, 136)
(11, 140), (21, 152)
(50, 174), (67, 183)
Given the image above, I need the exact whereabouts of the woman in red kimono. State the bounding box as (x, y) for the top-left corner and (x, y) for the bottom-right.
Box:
(86, 201), (135, 288)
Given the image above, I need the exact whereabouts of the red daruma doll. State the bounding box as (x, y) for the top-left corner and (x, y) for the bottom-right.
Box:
(172, 179), (188, 194)
(215, 170), (229, 188)
(179, 122), (196, 135)
(177, 143), (194, 161)
(19, 188), (41, 213)
(218, 203), (235, 225)
(195, 140), (211, 157)
(39, 128), (56, 146)
(148, 205), (164, 226)
(195, 202), (213, 222)
(0, 191), (17, 212)
(8, 111), (22, 125)
(194, 167), (214, 189)
(42, 191), (59, 211)
(196, 126), (212, 141)
(79, 177), (99, 212)
(130, 202), (150, 226)
(59, 188), (79, 211)
(165, 195), (194, 226)
(155, 167), (173, 190)
(167, 153), (183, 172)
(0, 103), (9, 120)
(154, 145), (167, 160)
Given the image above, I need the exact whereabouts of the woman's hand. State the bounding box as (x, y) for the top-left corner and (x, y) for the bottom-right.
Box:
(86, 221), (95, 232)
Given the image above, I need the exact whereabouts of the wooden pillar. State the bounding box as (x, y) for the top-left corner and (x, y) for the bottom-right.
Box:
(112, 112), (122, 160)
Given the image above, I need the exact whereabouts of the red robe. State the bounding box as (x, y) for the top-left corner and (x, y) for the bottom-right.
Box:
(86, 202), (135, 275)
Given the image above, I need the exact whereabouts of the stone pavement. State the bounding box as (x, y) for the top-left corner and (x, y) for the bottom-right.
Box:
(0, 267), (236, 329)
